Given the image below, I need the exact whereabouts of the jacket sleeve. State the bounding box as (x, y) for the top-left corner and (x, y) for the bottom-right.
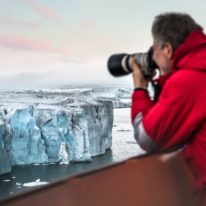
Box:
(131, 78), (202, 152)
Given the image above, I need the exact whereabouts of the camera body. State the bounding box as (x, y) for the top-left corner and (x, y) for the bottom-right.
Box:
(107, 47), (158, 79)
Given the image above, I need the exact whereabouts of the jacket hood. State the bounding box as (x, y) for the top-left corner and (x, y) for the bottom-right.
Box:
(173, 30), (206, 72)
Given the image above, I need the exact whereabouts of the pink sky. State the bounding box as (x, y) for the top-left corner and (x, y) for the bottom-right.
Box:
(0, 0), (205, 88)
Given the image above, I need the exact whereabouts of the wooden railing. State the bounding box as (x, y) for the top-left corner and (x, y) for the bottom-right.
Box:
(0, 150), (196, 206)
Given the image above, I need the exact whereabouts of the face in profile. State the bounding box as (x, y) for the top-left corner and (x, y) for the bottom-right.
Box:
(152, 41), (173, 75)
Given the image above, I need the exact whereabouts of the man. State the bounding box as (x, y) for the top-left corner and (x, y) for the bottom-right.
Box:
(131, 12), (206, 204)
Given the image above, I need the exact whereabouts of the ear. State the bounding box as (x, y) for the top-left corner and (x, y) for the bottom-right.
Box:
(163, 43), (173, 59)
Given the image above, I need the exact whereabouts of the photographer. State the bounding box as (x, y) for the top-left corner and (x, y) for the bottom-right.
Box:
(131, 12), (206, 204)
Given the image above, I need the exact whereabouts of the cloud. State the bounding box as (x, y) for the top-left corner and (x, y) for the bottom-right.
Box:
(58, 55), (88, 64)
(19, 0), (60, 21)
(0, 16), (41, 28)
(79, 20), (96, 30)
(0, 72), (52, 89)
(0, 34), (62, 53)
(0, 70), (130, 90)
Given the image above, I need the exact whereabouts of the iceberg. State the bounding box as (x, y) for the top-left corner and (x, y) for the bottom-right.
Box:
(0, 109), (12, 175)
(10, 106), (48, 165)
(0, 89), (114, 175)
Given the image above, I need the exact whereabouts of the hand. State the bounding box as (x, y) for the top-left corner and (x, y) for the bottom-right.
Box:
(130, 57), (148, 89)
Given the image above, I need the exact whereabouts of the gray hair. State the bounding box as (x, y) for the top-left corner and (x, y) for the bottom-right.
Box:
(152, 12), (203, 50)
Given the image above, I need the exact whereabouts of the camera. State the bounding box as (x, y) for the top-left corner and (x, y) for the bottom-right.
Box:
(107, 47), (158, 79)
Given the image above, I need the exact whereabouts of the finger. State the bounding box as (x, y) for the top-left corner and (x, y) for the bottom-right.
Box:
(130, 57), (141, 71)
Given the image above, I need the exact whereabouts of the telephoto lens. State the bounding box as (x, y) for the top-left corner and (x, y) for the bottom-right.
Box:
(107, 47), (158, 79)
(107, 53), (132, 76)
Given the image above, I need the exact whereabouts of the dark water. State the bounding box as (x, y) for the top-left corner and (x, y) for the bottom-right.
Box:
(0, 150), (113, 199)
(0, 108), (144, 200)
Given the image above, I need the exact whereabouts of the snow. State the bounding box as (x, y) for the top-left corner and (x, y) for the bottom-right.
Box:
(112, 108), (145, 162)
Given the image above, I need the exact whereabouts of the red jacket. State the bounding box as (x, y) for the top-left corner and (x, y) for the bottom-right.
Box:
(131, 30), (206, 190)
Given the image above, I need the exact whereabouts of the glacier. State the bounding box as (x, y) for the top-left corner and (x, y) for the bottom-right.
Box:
(0, 109), (12, 175)
(0, 87), (132, 176)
